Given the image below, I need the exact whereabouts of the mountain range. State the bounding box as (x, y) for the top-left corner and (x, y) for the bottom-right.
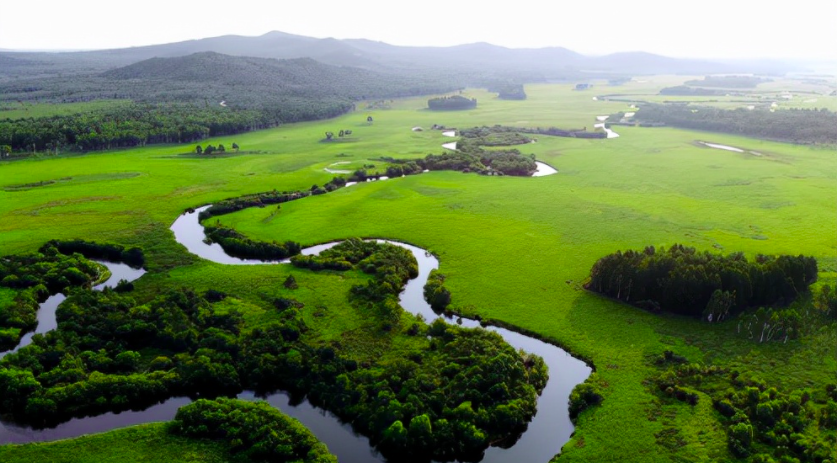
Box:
(0, 30), (797, 82)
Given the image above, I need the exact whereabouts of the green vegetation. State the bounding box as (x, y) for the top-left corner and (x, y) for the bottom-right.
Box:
(490, 83), (527, 100)
(684, 76), (773, 89)
(634, 104), (837, 144)
(0, 52), (459, 155)
(650, 350), (836, 462)
(0, 82), (835, 462)
(0, 239), (546, 462)
(586, 244), (818, 317)
(428, 95), (478, 110)
(171, 398), (336, 463)
(0, 244), (113, 349)
(0, 424), (249, 463)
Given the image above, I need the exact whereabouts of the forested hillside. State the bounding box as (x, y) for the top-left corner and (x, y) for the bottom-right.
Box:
(0, 52), (459, 154)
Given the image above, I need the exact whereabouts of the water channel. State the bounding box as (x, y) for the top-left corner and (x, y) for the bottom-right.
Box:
(1, 198), (591, 463)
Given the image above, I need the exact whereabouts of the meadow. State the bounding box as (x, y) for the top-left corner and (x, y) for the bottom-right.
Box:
(0, 80), (835, 462)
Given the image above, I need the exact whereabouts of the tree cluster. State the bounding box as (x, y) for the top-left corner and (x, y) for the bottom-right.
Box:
(170, 398), (336, 463)
(38, 239), (144, 269)
(489, 84), (527, 100)
(203, 223), (301, 261)
(459, 126), (533, 146)
(0, 246), (108, 350)
(423, 270), (452, 312)
(586, 244), (818, 318)
(420, 143), (538, 177)
(651, 352), (836, 462)
(634, 104), (837, 144)
(427, 96), (477, 111)
(0, 288), (246, 427)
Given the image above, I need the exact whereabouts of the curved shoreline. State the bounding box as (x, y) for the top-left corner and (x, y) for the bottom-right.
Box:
(0, 261), (146, 360)
(168, 205), (592, 463)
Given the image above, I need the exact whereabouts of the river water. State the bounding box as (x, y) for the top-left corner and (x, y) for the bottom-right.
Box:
(0, 203), (591, 463)
(0, 261), (146, 360)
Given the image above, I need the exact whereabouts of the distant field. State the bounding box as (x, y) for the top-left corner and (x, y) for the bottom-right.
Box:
(0, 83), (835, 463)
(594, 75), (837, 111)
(0, 99), (132, 119)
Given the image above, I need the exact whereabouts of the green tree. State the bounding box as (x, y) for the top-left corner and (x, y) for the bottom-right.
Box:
(195, 145), (202, 154)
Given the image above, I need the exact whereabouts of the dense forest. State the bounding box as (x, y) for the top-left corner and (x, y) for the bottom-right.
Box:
(0, 52), (460, 154)
(0, 239), (548, 462)
(633, 104), (837, 144)
(427, 95), (478, 110)
(651, 350), (836, 463)
(586, 244), (819, 319)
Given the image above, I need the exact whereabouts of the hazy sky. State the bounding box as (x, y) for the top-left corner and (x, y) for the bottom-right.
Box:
(1, 0), (836, 60)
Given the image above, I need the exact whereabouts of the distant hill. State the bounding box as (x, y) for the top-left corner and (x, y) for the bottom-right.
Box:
(0, 52), (459, 106)
(0, 30), (799, 81)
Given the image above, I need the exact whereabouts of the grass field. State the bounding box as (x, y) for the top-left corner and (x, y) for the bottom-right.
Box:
(0, 82), (835, 462)
(0, 424), (248, 463)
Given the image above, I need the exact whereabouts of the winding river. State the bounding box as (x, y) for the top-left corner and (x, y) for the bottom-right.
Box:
(0, 203), (591, 463)
(0, 261), (146, 360)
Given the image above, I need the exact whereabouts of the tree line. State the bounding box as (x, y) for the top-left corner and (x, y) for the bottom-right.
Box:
(0, 52), (462, 155)
(633, 104), (837, 144)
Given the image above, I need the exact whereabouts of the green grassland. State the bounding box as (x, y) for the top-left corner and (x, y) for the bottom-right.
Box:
(595, 75), (837, 111)
(0, 82), (835, 462)
(0, 424), (249, 463)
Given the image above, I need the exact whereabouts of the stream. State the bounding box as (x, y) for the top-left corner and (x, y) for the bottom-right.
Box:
(0, 205), (591, 463)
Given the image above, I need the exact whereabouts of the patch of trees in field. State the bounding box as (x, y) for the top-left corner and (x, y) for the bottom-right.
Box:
(0, 240), (548, 462)
(489, 83), (527, 100)
(374, 144), (537, 177)
(459, 126), (533, 146)
(684, 75), (772, 88)
(463, 124), (606, 140)
(651, 351), (836, 462)
(0, 52), (461, 155)
(586, 244), (819, 319)
(633, 104), (837, 144)
(171, 398), (336, 463)
(419, 146), (538, 176)
(428, 95), (477, 110)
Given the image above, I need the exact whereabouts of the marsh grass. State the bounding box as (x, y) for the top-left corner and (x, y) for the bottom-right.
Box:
(0, 83), (834, 462)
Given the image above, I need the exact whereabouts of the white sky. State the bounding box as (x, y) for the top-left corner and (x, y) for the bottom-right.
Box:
(1, 0), (836, 61)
